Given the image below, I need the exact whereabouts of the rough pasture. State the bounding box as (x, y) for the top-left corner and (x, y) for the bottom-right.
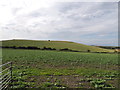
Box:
(2, 49), (119, 89)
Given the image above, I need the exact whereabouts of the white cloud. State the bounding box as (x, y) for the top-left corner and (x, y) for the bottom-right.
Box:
(0, 1), (118, 46)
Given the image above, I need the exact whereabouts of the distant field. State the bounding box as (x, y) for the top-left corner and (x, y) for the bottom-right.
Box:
(1, 39), (113, 52)
(2, 49), (118, 65)
(2, 49), (119, 89)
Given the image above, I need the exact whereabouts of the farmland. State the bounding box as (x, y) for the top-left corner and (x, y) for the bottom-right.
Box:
(0, 39), (113, 52)
(2, 48), (119, 89)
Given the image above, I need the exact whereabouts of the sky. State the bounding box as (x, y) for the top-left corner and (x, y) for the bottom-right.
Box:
(0, 0), (118, 46)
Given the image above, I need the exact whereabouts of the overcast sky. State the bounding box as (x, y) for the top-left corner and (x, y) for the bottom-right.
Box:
(0, 0), (118, 46)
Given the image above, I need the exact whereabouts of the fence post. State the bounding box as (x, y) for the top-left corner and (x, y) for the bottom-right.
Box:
(10, 62), (12, 88)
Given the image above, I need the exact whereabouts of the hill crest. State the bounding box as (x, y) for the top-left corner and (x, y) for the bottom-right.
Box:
(1, 39), (113, 52)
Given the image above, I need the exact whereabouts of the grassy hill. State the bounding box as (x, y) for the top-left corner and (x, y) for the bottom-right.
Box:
(1, 39), (113, 52)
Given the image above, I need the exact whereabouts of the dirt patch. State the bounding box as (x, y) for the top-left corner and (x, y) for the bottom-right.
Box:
(26, 75), (95, 88)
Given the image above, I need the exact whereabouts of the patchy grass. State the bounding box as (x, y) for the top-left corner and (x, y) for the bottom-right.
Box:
(2, 49), (119, 89)
(1, 39), (113, 52)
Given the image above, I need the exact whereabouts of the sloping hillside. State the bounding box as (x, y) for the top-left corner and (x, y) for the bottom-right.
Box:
(1, 39), (113, 52)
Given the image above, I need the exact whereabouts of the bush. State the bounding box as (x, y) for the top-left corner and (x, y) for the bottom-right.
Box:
(42, 47), (56, 50)
(87, 50), (91, 52)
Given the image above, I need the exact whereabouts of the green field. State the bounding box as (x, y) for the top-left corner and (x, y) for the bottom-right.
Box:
(1, 39), (113, 52)
(2, 49), (119, 89)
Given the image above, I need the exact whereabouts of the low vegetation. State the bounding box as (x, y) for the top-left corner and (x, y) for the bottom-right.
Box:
(1, 39), (113, 52)
(2, 49), (119, 89)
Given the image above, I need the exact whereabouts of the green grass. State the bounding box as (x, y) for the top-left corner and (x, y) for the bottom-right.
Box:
(2, 49), (118, 65)
(2, 49), (119, 88)
(1, 39), (113, 52)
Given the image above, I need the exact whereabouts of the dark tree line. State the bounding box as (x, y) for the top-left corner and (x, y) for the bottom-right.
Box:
(1, 46), (80, 52)
(1, 46), (92, 53)
(2, 46), (115, 53)
(98, 46), (120, 49)
(1, 46), (56, 50)
(59, 48), (79, 52)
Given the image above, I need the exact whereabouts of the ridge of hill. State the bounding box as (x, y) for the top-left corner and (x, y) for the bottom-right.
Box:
(0, 39), (113, 52)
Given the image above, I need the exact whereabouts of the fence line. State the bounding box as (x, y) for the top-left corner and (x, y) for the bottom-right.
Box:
(0, 62), (12, 90)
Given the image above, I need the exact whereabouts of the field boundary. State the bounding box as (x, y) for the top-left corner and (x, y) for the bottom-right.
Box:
(0, 62), (12, 90)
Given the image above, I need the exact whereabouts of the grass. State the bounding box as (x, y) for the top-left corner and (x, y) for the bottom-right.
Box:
(1, 39), (113, 52)
(2, 49), (118, 65)
(2, 49), (119, 88)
